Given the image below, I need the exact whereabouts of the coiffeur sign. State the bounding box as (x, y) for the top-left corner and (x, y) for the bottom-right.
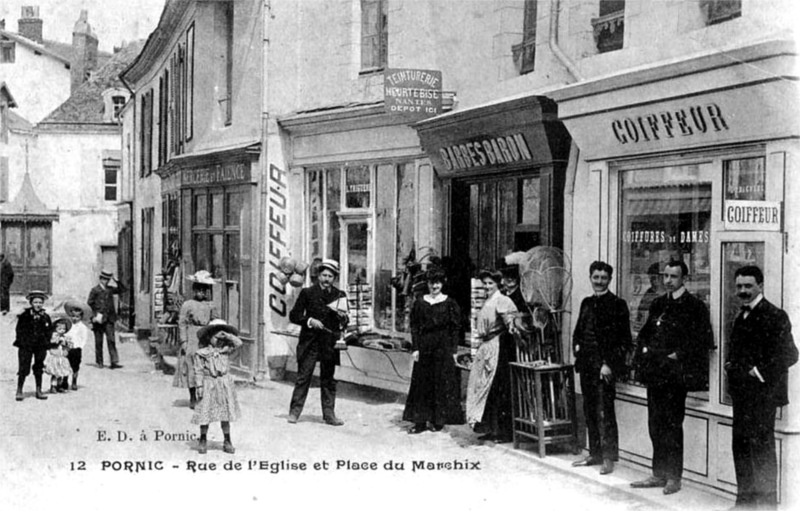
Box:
(724, 200), (782, 232)
(384, 68), (442, 118)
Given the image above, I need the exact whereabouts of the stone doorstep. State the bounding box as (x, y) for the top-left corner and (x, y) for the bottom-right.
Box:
(498, 442), (734, 511)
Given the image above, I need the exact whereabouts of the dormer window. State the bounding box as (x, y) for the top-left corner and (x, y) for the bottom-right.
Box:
(112, 96), (126, 119)
(0, 41), (15, 63)
(102, 88), (129, 122)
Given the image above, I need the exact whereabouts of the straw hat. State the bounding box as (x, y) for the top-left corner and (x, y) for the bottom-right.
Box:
(52, 317), (72, 333)
(319, 259), (340, 276)
(26, 290), (48, 302)
(197, 319), (240, 345)
(186, 270), (218, 286)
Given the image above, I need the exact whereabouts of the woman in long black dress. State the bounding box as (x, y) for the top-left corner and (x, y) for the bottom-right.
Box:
(403, 268), (463, 434)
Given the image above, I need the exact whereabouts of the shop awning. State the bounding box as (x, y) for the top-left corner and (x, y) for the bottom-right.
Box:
(413, 95), (571, 178)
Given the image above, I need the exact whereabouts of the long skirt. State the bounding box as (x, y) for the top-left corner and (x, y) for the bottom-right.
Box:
(466, 336), (500, 426)
(403, 350), (463, 426)
(191, 374), (241, 425)
(173, 325), (201, 388)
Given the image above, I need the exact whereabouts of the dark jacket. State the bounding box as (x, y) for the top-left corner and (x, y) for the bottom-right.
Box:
(0, 258), (13, 289)
(726, 298), (798, 407)
(14, 307), (52, 350)
(573, 292), (633, 377)
(87, 282), (124, 324)
(290, 283), (348, 364)
(635, 290), (715, 391)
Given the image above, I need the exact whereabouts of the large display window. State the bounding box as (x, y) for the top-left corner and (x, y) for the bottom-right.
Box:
(617, 164), (712, 390)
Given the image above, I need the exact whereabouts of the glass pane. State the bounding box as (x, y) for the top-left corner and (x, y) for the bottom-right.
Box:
(395, 163), (416, 332)
(724, 157), (765, 201)
(226, 191), (243, 226)
(226, 233), (240, 280)
(519, 177), (541, 226)
(105, 168), (116, 185)
(326, 168), (341, 262)
(308, 170), (324, 260)
(193, 193), (207, 226)
(345, 165), (371, 208)
(211, 193), (223, 227)
(619, 165), (712, 386)
(211, 234), (224, 279)
(105, 186), (116, 201)
(193, 233), (210, 273)
(226, 281), (240, 329)
(3, 225), (23, 265)
(721, 242), (765, 404)
(347, 223), (369, 284)
(375, 163), (396, 331)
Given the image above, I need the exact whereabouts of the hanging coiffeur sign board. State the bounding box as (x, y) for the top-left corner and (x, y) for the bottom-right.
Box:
(724, 200), (782, 232)
(384, 68), (442, 118)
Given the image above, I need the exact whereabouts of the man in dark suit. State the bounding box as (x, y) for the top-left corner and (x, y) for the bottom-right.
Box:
(287, 259), (348, 426)
(725, 265), (797, 509)
(0, 253), (13, 314)
(631, 260), (714, 495)
(87, 270), (124, 369)
(571, 261), (632, 475)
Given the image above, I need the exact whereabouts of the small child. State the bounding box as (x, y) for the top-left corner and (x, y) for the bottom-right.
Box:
(64, 303), (92, 390)
(44, 318), (73, 393)
(191, 319), (242, 454)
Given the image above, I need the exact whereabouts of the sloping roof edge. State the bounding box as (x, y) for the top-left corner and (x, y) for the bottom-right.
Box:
(0, 29), (70, 65)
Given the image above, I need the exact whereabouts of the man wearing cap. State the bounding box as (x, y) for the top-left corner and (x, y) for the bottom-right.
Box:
(14, 291), (53, 400)
(571, 261), (632, 475)
(725, 265), (798, 508)
(288, 258), (348, 426)
(87, 270), (125, 369)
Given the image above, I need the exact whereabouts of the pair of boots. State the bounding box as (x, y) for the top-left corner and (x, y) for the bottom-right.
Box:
(197, 434), (235, 454)
(15, 375), (48, 401)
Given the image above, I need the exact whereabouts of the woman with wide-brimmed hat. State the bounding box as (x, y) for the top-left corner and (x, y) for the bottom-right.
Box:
(191, 319), (243, 454)
(174, 270), (219, 409)
(14, 290), (53, 401)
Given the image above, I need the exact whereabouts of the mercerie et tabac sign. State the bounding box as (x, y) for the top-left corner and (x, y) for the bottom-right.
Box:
(384, 68), (442, 118)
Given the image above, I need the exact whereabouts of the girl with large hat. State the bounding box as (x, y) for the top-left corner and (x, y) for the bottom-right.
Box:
(174, 271), (220, 409)
(14, 290), (53, 401)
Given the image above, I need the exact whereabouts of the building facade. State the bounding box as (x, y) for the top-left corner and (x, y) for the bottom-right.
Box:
(122, 0), (265, 375)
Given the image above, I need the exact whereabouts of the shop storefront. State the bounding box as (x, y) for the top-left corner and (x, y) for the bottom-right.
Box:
(414, 95), (571, 342)
(156, 145), (261, 376)
(272, 103), (437, 392)
(550, 39), (799, 502)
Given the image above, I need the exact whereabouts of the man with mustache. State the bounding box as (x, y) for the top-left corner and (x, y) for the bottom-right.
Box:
(725, 265), (797, 509)
(631, 260), (714, 495)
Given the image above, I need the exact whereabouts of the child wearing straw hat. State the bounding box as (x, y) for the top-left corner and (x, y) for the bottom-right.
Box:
(191, 319), (242, 454)
(14, 290), (53, 401)
(44, 318), (73, 394)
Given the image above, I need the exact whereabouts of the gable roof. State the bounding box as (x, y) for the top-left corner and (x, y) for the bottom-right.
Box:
(38, 40), (144, 124)
(8, 109), (33, 132)
(0, 82), (17, 107)
(0, 29), (113, 69)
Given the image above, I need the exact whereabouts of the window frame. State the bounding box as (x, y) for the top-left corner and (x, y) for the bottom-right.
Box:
(360, 0), (388, 73)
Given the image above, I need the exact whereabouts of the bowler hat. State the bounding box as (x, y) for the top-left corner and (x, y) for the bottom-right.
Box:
(319, 259), (340, 276)
(197, 319), (240, 345)
(99, 270), (114, 280)
(26, 290), (48, 302)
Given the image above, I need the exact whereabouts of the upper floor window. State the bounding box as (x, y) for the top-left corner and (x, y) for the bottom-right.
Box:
(112, 96), (126, 118)
(0, 41), (15, 63)
(361, 0), (387, 71)
(104, 162), (119, 201)
(592, 0), (625, 54)
(701, 0), (741, 25)
(512, 0), (538, 75)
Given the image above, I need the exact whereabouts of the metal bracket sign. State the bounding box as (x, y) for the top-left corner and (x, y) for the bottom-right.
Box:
(384, 68), (442, 119)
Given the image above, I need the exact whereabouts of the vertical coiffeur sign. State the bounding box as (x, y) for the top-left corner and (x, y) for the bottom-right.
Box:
(384, 68), (442, 119)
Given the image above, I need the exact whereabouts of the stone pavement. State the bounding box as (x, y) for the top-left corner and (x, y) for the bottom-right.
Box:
(0, 295), (735, 511)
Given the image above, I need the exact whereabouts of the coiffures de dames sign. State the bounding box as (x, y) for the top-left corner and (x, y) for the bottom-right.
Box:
(384, 68), (442, 118)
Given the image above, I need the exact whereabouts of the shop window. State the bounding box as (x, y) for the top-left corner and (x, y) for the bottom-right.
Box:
(512, 0), (538, 75)
(701, 0), (741, 25)
(161, 193), (181, 274)
(307, 162), (418, 336)
(724, 156), (765, 201)
(361, 0), (388, 72)
(591, 0), (625, 54)
(619, 165), (712, 391)
(0, 41), (15, 63)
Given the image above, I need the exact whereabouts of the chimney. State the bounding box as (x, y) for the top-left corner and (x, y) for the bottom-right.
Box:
(71, 10), (98, 93)
(18, 6), (43, 44)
